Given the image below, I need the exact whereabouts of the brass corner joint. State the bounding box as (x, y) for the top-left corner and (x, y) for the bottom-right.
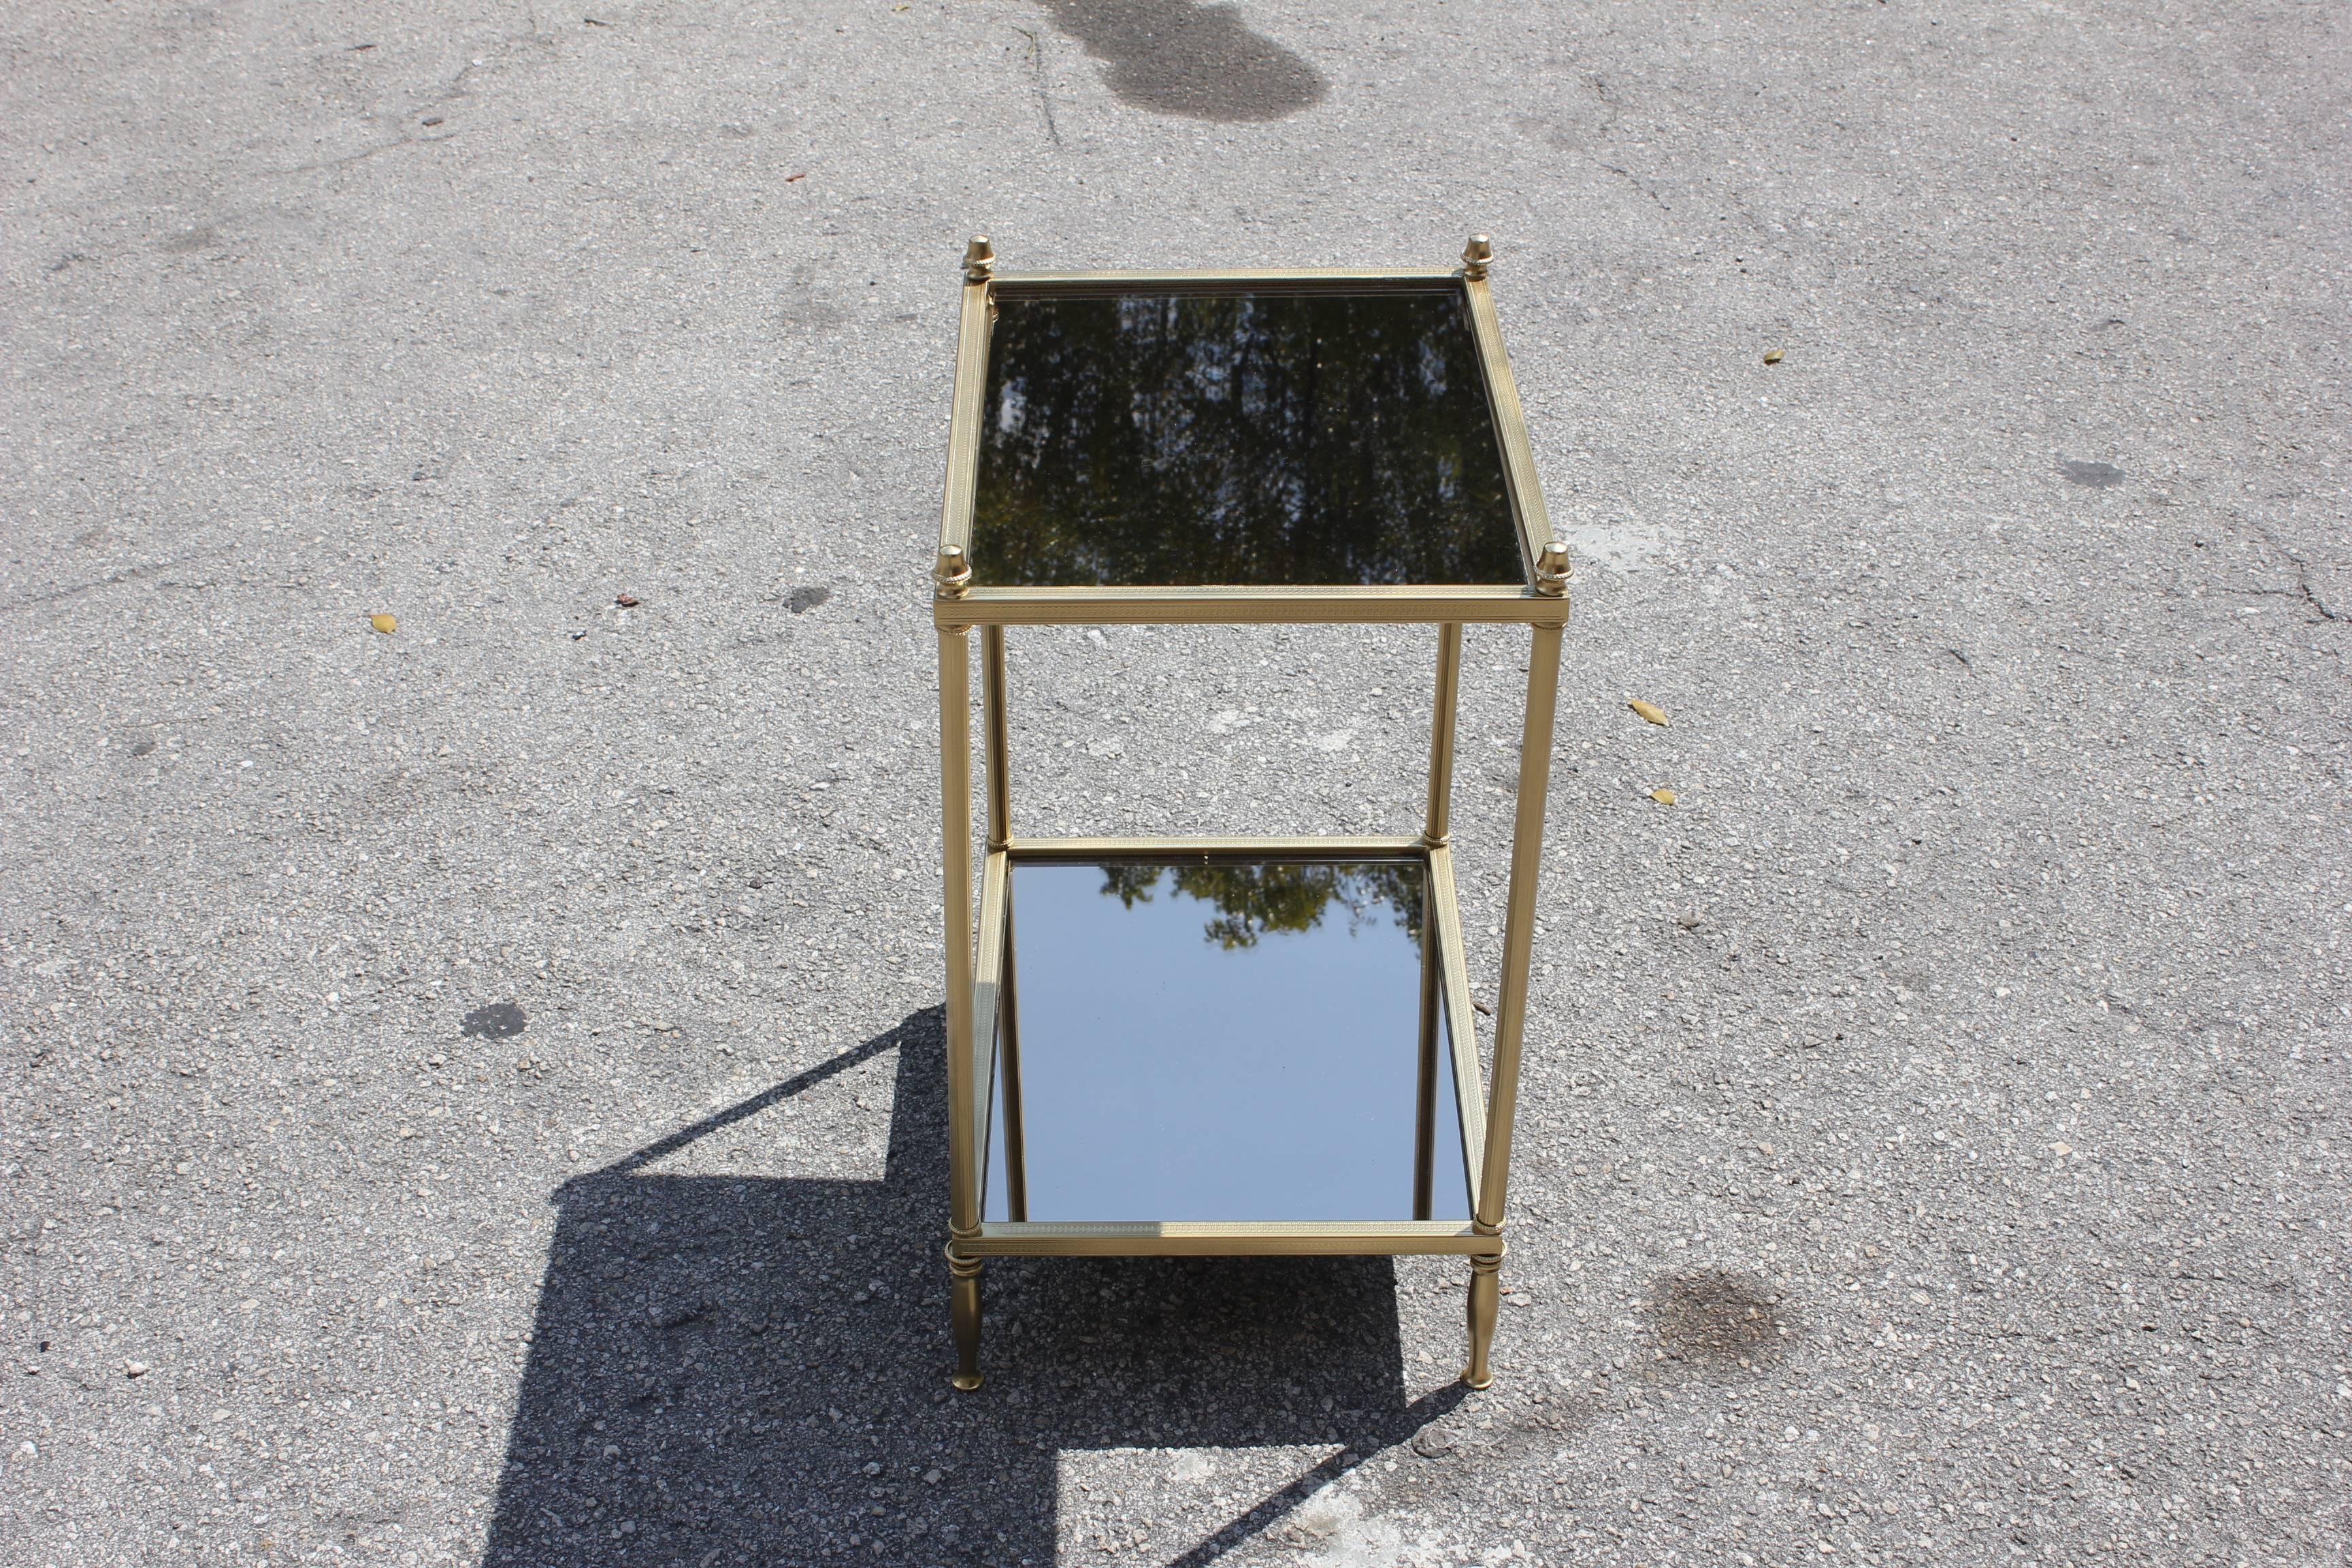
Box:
(935, 545), (973, 601)
(1533, 540), (1571, 598)
(1462, 234), (1493, 281)
(963, 235), (996, 284)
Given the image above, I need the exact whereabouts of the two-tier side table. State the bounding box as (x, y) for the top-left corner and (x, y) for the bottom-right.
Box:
(931, 235), (1568, 1391)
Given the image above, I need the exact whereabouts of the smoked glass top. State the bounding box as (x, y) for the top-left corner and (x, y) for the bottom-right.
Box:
(983, 857), (1473, 1224)
(970, 290), (1523, 587)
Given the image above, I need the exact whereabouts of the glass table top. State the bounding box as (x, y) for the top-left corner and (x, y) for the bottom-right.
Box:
(983, 857), (1472, 1224)
(970, 290), (1522, 587)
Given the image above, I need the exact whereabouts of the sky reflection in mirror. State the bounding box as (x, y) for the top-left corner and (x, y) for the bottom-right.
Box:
(984, 858), (1471, 1224)
(972, 291), (1521, 587)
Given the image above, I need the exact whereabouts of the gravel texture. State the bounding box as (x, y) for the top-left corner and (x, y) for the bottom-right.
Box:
(4, 2), (2349, 1565)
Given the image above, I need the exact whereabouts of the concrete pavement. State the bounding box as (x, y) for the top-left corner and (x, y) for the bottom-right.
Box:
(3, 2), (2348, 1563)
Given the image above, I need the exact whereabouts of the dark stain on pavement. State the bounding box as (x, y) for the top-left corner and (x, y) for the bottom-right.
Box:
(1650, 1269), (1793, 1370)
(1039, 1), (1326, 122)
(2059, 456), (2125, 488)
(785, 584), (832, 614)
(462, 1001), (528, 1039)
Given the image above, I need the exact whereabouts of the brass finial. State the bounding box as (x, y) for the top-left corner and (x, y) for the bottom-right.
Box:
(1535, 540), (1571, 595)
(962, 235), (996, 284)
(934, 544), (972, 598)
(1462, 234), (1493, 280)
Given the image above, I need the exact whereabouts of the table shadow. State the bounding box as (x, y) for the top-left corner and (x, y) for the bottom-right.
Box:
(481, 1008), (1465, 1567)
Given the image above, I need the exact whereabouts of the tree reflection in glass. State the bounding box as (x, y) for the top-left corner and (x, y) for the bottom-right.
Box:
(973, 291), (1521, 587)
(1097, 860), (1423, 953)
(990, 856), (1467, 1223)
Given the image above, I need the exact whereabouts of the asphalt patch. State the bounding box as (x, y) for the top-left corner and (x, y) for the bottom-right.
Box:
(461, 1001), (528, 1039)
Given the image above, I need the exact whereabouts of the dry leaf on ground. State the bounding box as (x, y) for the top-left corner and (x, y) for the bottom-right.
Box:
(1629, 698), (1669, 725)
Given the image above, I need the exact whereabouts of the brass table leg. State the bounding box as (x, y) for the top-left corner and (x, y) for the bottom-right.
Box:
(1459, 619), (1562, 1392)
(981, 623), (1012, 853)
(1000, 892), (1030, 1223)
(948, 1245), (984, 1391)
(1464, 1252), (1501, 1390)
(1414, 622), (1461, 1223)
(939, 610), (986, 1392)
(1410, 878), (1439, 1223)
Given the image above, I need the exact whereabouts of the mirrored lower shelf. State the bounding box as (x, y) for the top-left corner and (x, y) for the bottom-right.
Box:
(979, 852), (1475, 1241)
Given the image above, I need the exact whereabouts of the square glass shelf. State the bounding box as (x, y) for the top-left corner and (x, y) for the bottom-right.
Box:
(970, 288), (1523, 589)
(982, 854), (1472, 1225)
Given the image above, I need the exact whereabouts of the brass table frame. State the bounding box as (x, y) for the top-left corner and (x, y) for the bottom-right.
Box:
(932, 236), (1567, 1392)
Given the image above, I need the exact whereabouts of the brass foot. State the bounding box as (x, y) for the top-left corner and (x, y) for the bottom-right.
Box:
(1463, 1252), (1501, 1390)
(947, 1245), (983, 1392)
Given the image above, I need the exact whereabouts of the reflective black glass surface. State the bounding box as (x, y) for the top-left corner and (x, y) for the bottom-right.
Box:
(970, 290), (1522, 587)
(983, 857), (1472, 1224)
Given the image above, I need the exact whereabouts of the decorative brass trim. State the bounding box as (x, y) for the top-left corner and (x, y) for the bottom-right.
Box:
(1534, 540), (1572, 598)
(990, 268), (1460, 297)
(936, 274), (994, 562)
(1462, 260), (1553, 583)
(1460, 234), (1492, 281)
(934, 544), (972, 602)
(1002, 834), (1426, 862)
(970, 1220), (1498, 1257)
(934, 584), (1567, 629)
(962, 234), (996, 284)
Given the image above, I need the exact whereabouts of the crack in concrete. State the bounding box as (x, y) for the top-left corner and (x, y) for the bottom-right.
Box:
(1, 559), (177, 617)
(1011, 25), (1064, 146)
(0, 546), (283, 617)
(1586, 73), (1673, 213)
(270, 10), (549, 180)
(1162, 1382), (1468, 1567)
(2246, 525), (2346, 623)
